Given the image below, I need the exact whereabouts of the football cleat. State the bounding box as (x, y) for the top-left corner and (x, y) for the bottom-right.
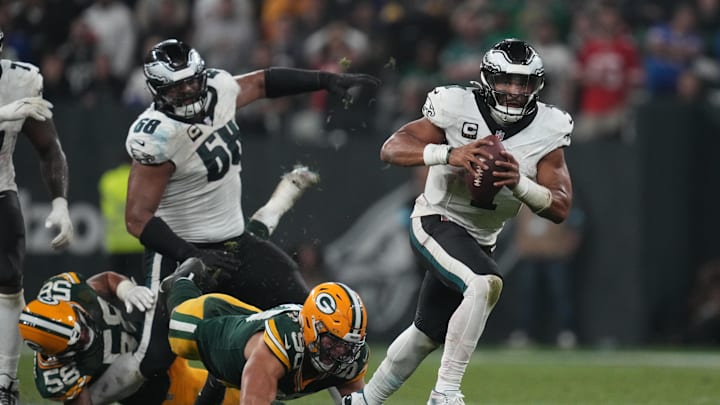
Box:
(0, 374), (18, 405)
(160, 257), (213, 293)
(282, 165), (320, 193)
(428, 390), (465, 405)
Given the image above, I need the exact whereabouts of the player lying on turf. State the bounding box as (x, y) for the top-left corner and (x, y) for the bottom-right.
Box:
(161, 259), (369, 404)
(19, 166), (320, 404)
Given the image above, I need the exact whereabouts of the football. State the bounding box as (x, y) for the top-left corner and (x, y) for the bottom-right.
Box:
(464, 134), (508, 209)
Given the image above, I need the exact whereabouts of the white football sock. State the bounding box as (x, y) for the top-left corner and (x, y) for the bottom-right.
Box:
(0, 291), (24, 381)
(434, 275), (502, 394)
(250, 166), (318, 234)
(364, 324), (439, 405)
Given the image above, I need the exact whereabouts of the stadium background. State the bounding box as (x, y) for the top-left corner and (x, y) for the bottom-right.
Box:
(6, 0), (720, 351)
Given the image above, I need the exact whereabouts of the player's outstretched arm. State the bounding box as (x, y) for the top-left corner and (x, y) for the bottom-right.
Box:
(87, 271), (155, 313)
(233, 68), (380, 109)
(240, 333), (286, 404)
(23, 116), (73, 249)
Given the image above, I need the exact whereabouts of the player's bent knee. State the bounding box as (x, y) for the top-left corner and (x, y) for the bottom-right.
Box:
(485, 274), (503, 307)
(466, 274), (503, 308)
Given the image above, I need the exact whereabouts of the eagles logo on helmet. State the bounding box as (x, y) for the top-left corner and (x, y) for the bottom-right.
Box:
(299, 282), (367, 374)
(143, 39), (208, 120)
(472, 38), (545, 125)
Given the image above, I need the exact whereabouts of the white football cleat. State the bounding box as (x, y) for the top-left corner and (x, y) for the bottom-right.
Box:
(282, 165), (320, 192)
(428, 389), (465, 405)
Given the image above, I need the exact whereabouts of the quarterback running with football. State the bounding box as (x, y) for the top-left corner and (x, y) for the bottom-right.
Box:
(124, 39), (379, 401)
(344, 39), (574, 405)
(0, 31), (73, 404)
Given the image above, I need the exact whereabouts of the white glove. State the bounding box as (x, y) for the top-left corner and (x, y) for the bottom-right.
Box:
(0, 96), (53, 122)
(116, 280), (155, 313)
(45, 197), (73, 250)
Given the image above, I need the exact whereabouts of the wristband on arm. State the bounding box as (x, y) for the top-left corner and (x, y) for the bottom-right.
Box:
(138, 216), (197, 261)
(512, 175), (553, 213)
(423, 144), (452, 166)
(264, 68), (329, 98)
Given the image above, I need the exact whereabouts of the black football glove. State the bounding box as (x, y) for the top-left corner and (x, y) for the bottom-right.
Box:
(193, 249), (239, 290)
(322, 72), (381, 104)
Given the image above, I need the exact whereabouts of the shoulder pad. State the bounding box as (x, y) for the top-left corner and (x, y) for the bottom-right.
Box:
(0, 59), (43, 96)
(538, 103), (573, 148)
(126, 112), (177, 165)
(42, 272), (86, 286)
(422, 85), (473, 129)
(263, 317), (292, 371)
(207, 68), (240, 95)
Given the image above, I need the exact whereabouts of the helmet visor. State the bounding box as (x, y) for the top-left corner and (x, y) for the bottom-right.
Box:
(485, 73), (542, 107)
(156, 74), (205, 107)
(317, 333), (363, 367)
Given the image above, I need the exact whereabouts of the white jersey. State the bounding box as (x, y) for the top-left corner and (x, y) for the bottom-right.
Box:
(0, 59), (44, 192)
(125, 69), (244, 243)
(412, 85), (573, 246)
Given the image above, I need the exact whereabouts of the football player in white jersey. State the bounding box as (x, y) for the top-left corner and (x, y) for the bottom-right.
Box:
(0, 30), (73, 404)
(344, 39), (574, 405)
(122, 39), (379, 402)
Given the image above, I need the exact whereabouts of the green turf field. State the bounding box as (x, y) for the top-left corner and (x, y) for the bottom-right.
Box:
(19, 346), (720, 404)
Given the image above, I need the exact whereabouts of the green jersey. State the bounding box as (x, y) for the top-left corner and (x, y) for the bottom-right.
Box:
(32, 272), (141, 401)
(194, 303), (368, 400)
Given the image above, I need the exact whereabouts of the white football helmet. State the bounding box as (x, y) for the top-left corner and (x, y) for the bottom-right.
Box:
(474, 38), (545, 125)
(143, 39), (208, 120)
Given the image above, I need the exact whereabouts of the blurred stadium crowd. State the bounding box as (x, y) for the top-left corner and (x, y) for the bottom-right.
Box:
(4, 0), (720, 142)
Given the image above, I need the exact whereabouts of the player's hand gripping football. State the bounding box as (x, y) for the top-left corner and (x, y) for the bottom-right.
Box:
(447, 138), (496, 174)
(493, 150), (522, 189)
(0, 96), (53, 122)
(324, 72), (381, 104)
(45, 197), (74, 250)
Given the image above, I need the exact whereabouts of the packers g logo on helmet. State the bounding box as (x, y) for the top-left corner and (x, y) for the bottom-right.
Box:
(18, 300), (85, 355)
(299, 282), (367, 374)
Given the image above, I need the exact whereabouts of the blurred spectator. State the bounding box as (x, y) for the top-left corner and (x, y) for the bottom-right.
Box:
(686, 259), (720, 344)
(13, 0), (84, 62)
(40, 52), (72, 102)
(573, 2), (643, 142)
(82, 0), (136, 78)
(135, 0), (191, 39)
(82, 53), (125, 107)
(261, 0), (328, 44)
(695, 0), (720, 56)
(192, 0), (256, 72)
(507, 205), (584, 349)
(57, 18), (98, 97)
(644, 3), (703, 96)
(439, 0), (494, 83)
(122, 34), (162, 110)
(236, 41), (295, 138)
(528, 15), (574, 109)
